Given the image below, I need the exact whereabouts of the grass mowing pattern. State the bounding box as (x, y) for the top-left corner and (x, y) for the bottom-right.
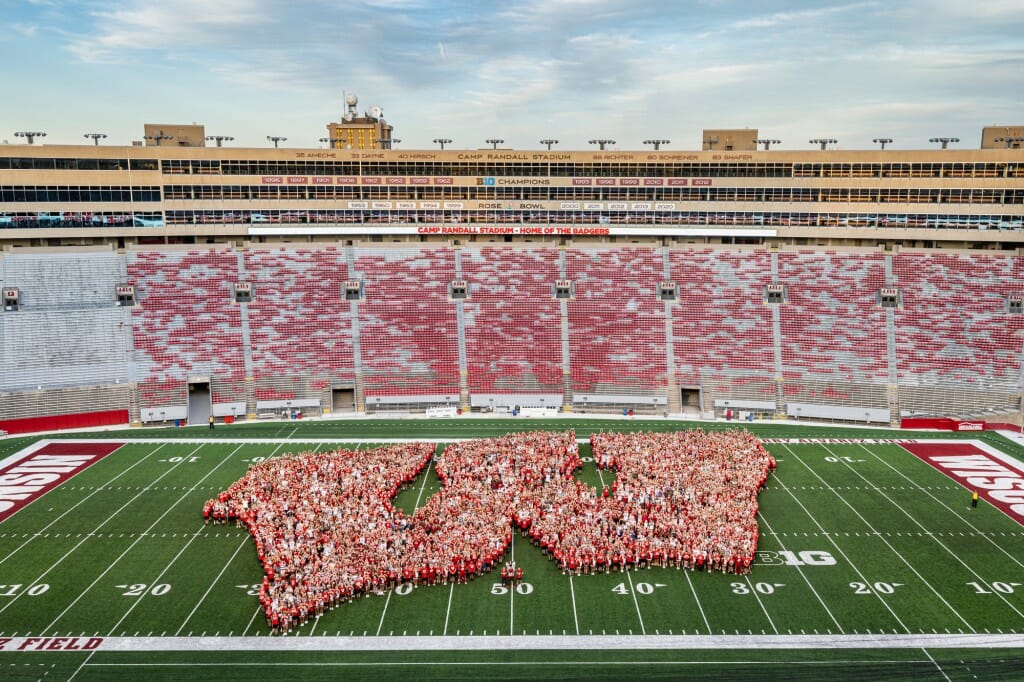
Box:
(0, 421), (1023, 681)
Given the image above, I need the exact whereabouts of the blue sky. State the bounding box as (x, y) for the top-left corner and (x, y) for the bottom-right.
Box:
(1, 0), (1022, 150)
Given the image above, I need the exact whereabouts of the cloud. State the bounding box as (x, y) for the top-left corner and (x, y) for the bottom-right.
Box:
(729, 1), (879, 31)
(10, 0), (1024, 148)
(65, 0), (270, 62)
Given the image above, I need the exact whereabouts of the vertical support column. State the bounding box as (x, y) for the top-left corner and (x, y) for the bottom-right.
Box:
(559, 248), (573, 411)
(235, 248), (257, 418)
(770, 251), (785, 418)
(454, 246), (470, 411)
(663, 246), (680, 414)
(128, 384), (141, 426)
(885, 253), (900, 426)
(119, 251), (142, 426)
(346, 245), (365, 413)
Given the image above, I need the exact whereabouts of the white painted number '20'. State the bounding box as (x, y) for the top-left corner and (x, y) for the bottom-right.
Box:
(119, 583), (171, 597)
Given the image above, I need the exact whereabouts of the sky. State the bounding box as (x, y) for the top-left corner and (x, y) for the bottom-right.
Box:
(0, 0), (1022, 151)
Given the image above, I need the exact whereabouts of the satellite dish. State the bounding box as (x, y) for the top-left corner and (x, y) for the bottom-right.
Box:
(369, 105), (383, 119)
(345, 93), (358, 107)
(343, 112), (354, 122)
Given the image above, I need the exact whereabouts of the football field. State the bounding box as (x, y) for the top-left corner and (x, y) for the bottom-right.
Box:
(0, 419), (1022, 681)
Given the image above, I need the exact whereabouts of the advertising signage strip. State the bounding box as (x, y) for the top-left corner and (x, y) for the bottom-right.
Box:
(256, 175), (712, 187)
(250, 225), (777, 238)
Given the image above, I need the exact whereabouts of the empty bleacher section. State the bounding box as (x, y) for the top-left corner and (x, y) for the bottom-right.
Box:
(0, 251), (130, 425)
(354, 247), (460, 408)
(244, 247), (354, 404)
(670, 248), (775, 408)
(127, 249), (246, 409)
(778, 250), (889, 411)
(2, 244), (1024, 428)
(567, 247), (667, 408)
(894, 251), (1024, 416)
(463, 247), (563, 406)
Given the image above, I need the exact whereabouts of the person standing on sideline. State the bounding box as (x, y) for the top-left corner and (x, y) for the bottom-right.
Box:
(208, 415), (215, 430)
(971, 490), (979, 509)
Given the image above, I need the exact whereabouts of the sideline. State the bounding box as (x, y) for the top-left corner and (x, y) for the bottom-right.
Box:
(2, 633), (1023, 653)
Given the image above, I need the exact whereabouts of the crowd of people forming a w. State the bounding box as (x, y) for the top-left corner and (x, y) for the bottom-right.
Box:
(203, 429), (775, 633)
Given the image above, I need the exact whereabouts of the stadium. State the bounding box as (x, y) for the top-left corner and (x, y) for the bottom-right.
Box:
(1, 103), (1024, 681)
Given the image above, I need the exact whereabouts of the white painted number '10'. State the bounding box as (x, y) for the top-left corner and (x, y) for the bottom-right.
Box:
(0, 584), (49, 597)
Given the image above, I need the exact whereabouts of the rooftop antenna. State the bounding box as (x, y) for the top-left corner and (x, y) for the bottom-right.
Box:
(344, 92), (358, 122)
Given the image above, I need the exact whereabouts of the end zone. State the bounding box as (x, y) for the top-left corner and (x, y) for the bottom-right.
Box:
(901, 441), (1024, 527)
(0, 441), (124, 523)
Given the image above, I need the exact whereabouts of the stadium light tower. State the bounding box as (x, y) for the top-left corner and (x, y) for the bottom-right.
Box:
(319, 136), (343, 148)
(14, 131), (46, 145)
(994, 136), (1024, 149)
(703, 137), (719, 150)
(643, 139), (670, 150)
(143, 133), (173, 146)
(433, 138), (453, 149)
(754, 138), (781, 151)
(388, 138), (401, 148)
(589, 139), (616, 150)
(872, 138), (893, 150)
(267, 136), (287, 148)
(809, 138), (837, 150)
(83, 133), (107, 146)
(485, 138), (505, 150)
(929, 137), (959, 149)
(206, 135), (233, 147)
(539, 139), (559, 150)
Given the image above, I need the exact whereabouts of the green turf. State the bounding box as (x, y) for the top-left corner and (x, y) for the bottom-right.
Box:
(1, 421), (1023, 681)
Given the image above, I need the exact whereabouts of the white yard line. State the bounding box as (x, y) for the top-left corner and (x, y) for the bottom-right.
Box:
(0, 443), (162, 566)
(744, 574), (778, 635)
(412, 459), (434, 510)
(568, 575), (580, 635)
(175, 535), (250, 636)
(509, 532), (515, 636)
(372, 449), (428, 638)
(443, 582), (455, 636)
(376, 592), (393, 637)
(623, 567), (646, 635)
(242, 606), (264, 637)
(108, 526), (206, 637)
(0, 444), (200, 619)
(822, 443), (1024, 623)
(41, 444), (233, 635)
(67, 649), (96, 681)
(109, 443), (247, 636)
(921, 647), (952, 682)
(683, 569), (712, 635)
(774, 447), (911, 634)
(799, 444), (975, 631)
(756, 511), (844, 634)
(859, 443), (1024, 571)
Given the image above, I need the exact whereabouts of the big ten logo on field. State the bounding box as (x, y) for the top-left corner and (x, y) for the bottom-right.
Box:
(755, 550), (837, 566)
